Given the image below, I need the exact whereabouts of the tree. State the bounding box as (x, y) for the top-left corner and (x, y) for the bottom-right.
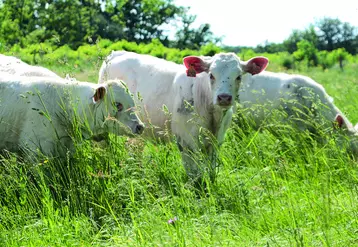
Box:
(316, 17), (357, 54)
(33, 0), (112, 48)
(174, 12), (221, 50)
(283, 29), (303, 53)
(283, 25), (318, 54)
(0, 0), (218, 50)
(0, 0), (37, 46)
(339, 22), (357, 54)
(254, 40), (285, 53)
(293, 40), (319, 67)
(116, 0), (183, 44)
(316, 17), (342, 51)
(329, 48), (350, 71)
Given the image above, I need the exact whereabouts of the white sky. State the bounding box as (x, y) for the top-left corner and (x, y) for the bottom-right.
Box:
(173, 0), (358, 47)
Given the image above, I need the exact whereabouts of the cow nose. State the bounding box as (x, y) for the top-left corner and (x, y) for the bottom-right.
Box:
(135, 123), (145, 134)
(217, 93), (232, 106)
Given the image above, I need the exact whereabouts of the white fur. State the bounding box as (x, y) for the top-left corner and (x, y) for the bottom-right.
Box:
(239, 71), (358, 155)
(0, 74), (144, 157)
(98, 51), (267, 178)
(0, 54), (61, 78)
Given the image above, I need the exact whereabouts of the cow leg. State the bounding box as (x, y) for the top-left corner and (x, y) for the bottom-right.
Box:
(178, 141), (219, 188)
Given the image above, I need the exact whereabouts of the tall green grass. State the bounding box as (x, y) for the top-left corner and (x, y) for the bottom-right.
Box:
(1, 49), (358, 246)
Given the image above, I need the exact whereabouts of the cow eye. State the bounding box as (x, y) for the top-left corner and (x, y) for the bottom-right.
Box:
(210, 73), (215, 80)
(116, 103), (123, 112)
(236, 75), (242, 81)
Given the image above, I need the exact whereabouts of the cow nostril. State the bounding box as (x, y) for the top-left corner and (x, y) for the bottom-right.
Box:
(136, 124), (144, 134)
(217, 94), (232, 103)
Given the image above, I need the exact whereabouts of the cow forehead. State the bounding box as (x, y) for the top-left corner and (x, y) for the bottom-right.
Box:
(210, 54), (242, 77)
(110, 84), (135, 106)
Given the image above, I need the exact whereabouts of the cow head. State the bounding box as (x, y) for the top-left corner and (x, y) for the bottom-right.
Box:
(183, 53), (269, 108)
(93, 81), (144, 136)
(334, 114), (358, 157)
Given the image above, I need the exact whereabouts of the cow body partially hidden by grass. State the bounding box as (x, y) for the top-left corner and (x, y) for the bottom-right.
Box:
(0, 54), (61, 78)
(0, 74), (144, 157)
(98, 51), (269, 180)
(239, 71), (358, 156)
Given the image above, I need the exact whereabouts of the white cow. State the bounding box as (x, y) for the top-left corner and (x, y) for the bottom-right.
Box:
(0, 54), (61, 78)
(0, 73), (144, 157)
(238, 71), (358, 156)
(98, 51), (269, 179)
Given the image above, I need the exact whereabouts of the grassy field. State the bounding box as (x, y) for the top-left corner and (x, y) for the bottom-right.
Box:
(1, 55), (358, 246)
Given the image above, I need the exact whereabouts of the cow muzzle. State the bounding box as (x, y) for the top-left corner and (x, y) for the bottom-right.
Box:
(135, 123), (145, 134)
(217, 93), (233, 106)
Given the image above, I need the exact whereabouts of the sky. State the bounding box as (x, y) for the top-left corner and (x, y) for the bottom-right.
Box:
(172, 0), (358, 47)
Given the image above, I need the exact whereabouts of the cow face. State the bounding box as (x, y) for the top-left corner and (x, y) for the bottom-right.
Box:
(334, 114), (358, 157)
(183, 53), (269, 109)
(94, 81), (144, 136)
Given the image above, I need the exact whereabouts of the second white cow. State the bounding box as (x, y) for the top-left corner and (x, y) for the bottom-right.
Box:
(0, 54), (61, 78)
(0, 74), (144, 157)
(238, 71), (358, 156)
(98, 51), (269, 179)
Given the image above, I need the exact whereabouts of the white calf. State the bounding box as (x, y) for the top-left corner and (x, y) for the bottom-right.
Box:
(0, 54), (61, 78)
(0, 74), (144, 157)
(239, 71), (358, 155)
(98, 51), (269, 179)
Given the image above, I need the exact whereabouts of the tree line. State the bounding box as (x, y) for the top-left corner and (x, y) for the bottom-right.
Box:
(0, 0), (216, 50)
(0, 1), (357, 59)
(253, 18), (358, 55)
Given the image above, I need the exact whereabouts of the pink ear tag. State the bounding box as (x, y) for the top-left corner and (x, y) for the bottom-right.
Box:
(186, 64), (196, 77)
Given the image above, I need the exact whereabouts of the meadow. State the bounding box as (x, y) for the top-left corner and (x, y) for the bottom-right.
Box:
(1, 41), (358, 246)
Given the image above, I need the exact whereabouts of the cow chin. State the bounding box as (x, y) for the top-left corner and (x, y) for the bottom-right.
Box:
(215, 100), (233, 109)
(103, 118), (134, 136)
(217, 102), (232, 108)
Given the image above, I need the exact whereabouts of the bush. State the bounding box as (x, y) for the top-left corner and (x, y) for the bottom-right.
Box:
(282, 56), (294, 70)
(2, 39), (358, 72)
(199, 43), (222, 56)
(293, 40), (319, 67)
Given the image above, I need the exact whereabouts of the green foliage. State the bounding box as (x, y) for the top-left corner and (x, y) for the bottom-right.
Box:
(231, 17), (358, 57)
(173, 13), (221, 50)
(4, 39), (357, 78)
(282, 25), (319, 54)
(0, 0), (219, 50)
(255, 41), (286, 53)
(316, 17), (358, 54)
(317, 50), (332, 70)
(281, 55), (295, 70)
(199, 42), (223, 56)
(293, 40), (319, 67)
(329, 48), (350, 70)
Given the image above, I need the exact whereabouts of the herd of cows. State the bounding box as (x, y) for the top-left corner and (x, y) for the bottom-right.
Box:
(0, 52), (357, 180)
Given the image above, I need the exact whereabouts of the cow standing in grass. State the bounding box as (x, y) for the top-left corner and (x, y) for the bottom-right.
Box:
(238, 71), (358, 156)
(0, 74), (144, 157)
(98, 51), (269, 180)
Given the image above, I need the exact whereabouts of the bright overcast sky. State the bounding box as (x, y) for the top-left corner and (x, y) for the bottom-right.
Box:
(173, 0), (358, 47)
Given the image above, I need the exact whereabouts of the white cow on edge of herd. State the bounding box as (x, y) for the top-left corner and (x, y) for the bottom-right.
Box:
(239, 71), (358, 156)
(0, 73), (144, 157)
(0, 54), (62, 78)
(98, 51), (269, 180)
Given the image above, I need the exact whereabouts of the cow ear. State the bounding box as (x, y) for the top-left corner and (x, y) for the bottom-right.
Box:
(241, 56), (269, 75)
(183, 56), (212, 77)
(334, 114), (346, 129)
(93, 86), (107, 103)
